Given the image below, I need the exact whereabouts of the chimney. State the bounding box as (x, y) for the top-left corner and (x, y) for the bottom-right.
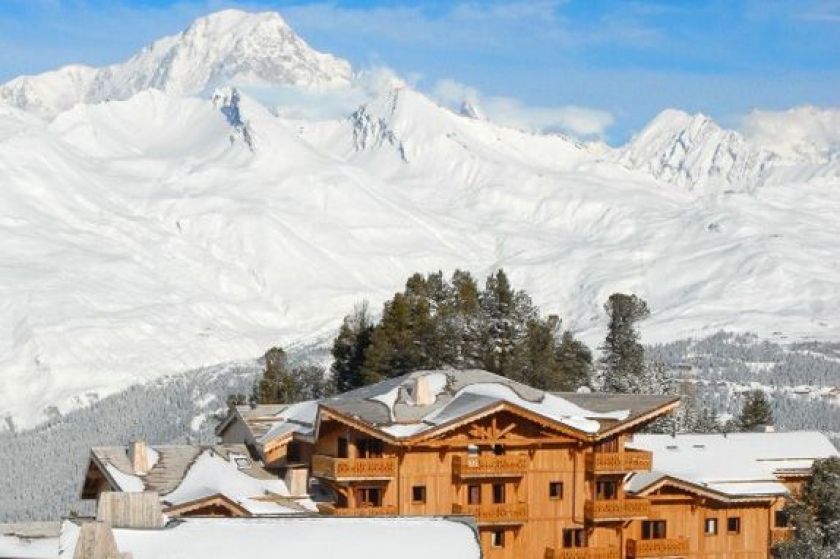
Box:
(284, 466), (309, 497)
(128, 440), (149, 476)
(415, 375), (434, 406)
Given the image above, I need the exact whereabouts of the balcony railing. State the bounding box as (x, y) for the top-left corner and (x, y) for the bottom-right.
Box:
(584, 499), (651, 522)
(452, 502), (528, 525)
(626, 538), (689, 558)
(770, 528), (794, 547)
(544, 547), (620, 559)
(452, 454), (529, 478)
(311, 454), (397, 481)
(319, 503), (398, 517)
(585, 450), (653, 474)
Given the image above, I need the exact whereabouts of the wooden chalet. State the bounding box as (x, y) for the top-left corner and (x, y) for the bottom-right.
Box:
(79, 442), (313, 518)
(217, 368), (839, 559)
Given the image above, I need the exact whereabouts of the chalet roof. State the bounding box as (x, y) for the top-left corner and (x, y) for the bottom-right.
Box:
(58, 516), (482, 559)
(626, 431), (839, 499)
(555, 392), (681, 433)
(87, 444), (313, 516)
(319, 369), (679, 440)
(216, 401), (318, 445)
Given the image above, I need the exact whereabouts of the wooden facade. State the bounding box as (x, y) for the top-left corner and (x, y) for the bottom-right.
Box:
(212, 373), (834, 559)
(302, 402), (798, 559)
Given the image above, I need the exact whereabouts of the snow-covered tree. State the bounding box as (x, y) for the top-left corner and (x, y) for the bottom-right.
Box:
(597, 293), (650, 393)
(738, 389), (773, 431)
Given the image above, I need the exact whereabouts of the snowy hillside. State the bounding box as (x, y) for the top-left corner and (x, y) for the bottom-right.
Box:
(0, 10), (350, 119)
(1, 9), (839, 430)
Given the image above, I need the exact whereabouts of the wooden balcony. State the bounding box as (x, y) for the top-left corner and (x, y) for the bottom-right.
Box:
(770, 528), (794, 546)
(319, 503), (398, 517)
(584, 498), (651, 522)
(452, 454), (529, 478)
(452, 502), (528, 525)
(585, 450), (653, 474)
(626, 538), (689, 558)
(311, 454), (397, 481)
(544, 547), (620, 559)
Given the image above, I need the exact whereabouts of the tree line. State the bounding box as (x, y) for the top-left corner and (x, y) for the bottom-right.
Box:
(248, 268), (775, 435)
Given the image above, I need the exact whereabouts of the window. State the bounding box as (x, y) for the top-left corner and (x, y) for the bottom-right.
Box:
(492, 483), (506, 504)
(704, 518), (718, 536)
(549, 481), (564, 500)
(412, 485), (426, 504)
(775, 510), (789, 528)
(337, 437), (348, 459)
(468, 485), (481, 505)
(286, 442), (300, 463)
(642, 520), (667, 540)
(727, 517), (741, 534)
(491, 530), (505, 548)
(596, 480), (618, 500)
(492, 444), (505, 456)
(562, 529), (586, 548)
(231, 455), (251, 469)
(356, 438), (384, 458)
(356, 487), (382, 507)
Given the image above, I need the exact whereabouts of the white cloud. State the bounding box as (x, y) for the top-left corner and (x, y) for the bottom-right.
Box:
(432, 78), (614, 139)
(739, 105), (840, 160)
(237, 66), (406, 121)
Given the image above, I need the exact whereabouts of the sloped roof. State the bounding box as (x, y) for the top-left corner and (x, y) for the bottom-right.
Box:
(86, 444), (312, 515)
(320, 369), (678, 440)
(626, 431), (839, 499)
(216, 401), (318, 445)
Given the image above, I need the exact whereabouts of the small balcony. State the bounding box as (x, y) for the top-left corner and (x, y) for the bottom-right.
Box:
(584, 498), (651, 522)
(544, 547), (620, 559)
(452, 454), (529, 478)
(626, 538), (689, 558)
(311, 454), (397, 481)
(319, 503), (398, 517)
(585, 450), (653, 474)
(452, 502), (528, 525)
(770, 528), (794, 546)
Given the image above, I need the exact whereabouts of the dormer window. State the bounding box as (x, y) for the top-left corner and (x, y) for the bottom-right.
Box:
(232, 455), (251, 469)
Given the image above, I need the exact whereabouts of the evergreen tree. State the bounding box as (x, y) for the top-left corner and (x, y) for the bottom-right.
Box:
(253, 347), (291, 404)
(773, 457), (840, 559)
(335, 268), (592, 391)
(330, 303), (374, 393)
(253, 347), (332, 404)
(555, 330), (593, 391)
(360, 292), (433, 383)
(738, 389), (773, 431)
(598, 293), (650, 393)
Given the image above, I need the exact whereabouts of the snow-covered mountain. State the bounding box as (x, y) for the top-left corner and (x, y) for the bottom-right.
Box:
(617, 108), (840, 190)
(0, 10), (350, 119)
(1, 9), (839, 430)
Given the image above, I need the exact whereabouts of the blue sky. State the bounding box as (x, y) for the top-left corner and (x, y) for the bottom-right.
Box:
(1, 0), (838, 142)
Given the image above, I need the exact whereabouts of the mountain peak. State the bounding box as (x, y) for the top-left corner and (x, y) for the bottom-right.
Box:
(0, 9), (352, 119)
(618, 108), (774, 189)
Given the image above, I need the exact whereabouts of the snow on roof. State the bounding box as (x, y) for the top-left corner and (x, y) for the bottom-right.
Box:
(257, 399), (318, 444)
(89, 444), (307, 513)
(59, 517), (481, 559)
(323, 369), (646, 437)
(627, 431), (839, 498)
(104, 463), (144, 492)
(161, 449), (306, 515)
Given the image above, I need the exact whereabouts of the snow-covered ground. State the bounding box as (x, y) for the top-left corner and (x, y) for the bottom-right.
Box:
(1, 9), (839, 430)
